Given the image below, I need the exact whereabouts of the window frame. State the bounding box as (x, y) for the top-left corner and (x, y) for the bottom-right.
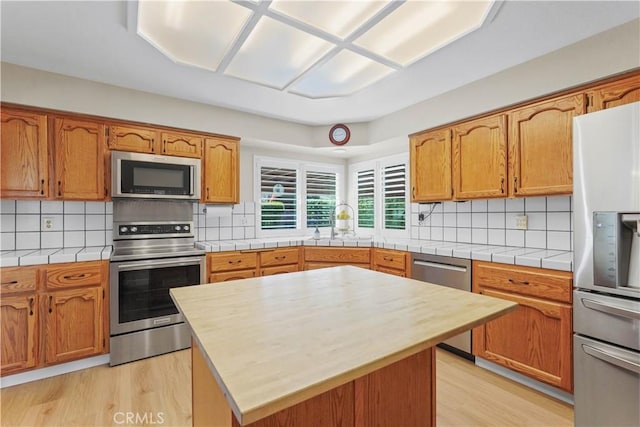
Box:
(255, 156), (345, 237)
(348, 153), (409, 239)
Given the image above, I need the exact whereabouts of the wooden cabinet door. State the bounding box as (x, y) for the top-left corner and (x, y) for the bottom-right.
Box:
(452, 114), (507, 199)
(44, 287), (103, 364)
(587, 73), (640, 112)
(0, 109), (49, 198)
(53, 117), (107, 200)
(508, 93), (584, 197)
(202, 138), (239, 203)
(261, 264), (299, 276)
(472, 288), (572, 392)
(108, 124), (157, 154)
(1, 294), (38, 375)
(209, 269), (256, 283)
(161, 132), (202, 158)
(410, 129), (452, 202)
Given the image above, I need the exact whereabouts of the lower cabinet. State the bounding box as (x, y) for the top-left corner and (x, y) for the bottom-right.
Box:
(372, 248), (408, 277)
(0, 261), (108, 377)
(207, 252), (258, 283)
(471, 261), (573, 392)
(303, 247), (371, 270)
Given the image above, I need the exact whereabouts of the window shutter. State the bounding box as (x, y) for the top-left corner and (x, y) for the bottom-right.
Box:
(260, 166), (297, 229)
(383, 163), (406, 230)
(357, 169), (375, 228)
(306, 171), (336, 227)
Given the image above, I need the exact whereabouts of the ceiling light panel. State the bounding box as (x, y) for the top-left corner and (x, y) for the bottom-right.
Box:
(290, 49), (394, 98)
(137, 0), (251, 71)
(225, 16), (335, 89)
(269, 0), (391, 39)
(354, 0), (493, 66)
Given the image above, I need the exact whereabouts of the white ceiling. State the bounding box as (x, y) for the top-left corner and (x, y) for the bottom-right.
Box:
(1, 1), (639, 126)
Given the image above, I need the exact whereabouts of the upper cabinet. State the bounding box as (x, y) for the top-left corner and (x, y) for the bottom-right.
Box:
(202, 137), (239, 204)
(0, 108), (49, 199)
(53, 117), (108, 201)
(161, 132), (203, 158)
(410, 128), (452, 202)
(586, 73), (640, 112)
(452, 114), (507, 199)
(508, 93), (584, 197)
(108, 124), (157, 154)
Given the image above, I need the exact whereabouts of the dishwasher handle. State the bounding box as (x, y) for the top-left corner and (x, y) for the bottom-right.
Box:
(413, 260), (467, 273)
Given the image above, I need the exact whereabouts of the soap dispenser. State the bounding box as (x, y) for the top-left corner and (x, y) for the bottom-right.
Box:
(313, 226), (320, 240)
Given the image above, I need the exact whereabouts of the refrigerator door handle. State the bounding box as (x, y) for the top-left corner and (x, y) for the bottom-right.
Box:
(581, 298), (640, 320)
(582, 344), (640, 375)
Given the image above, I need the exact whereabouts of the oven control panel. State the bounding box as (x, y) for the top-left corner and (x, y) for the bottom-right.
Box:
(114, 222), (193, 238)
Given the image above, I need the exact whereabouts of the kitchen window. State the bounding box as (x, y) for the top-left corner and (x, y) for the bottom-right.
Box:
(255, 157), (344, 236)
(349, 153), (409, 238)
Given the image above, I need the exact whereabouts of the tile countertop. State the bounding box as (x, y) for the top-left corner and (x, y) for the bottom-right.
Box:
(0, 239), (573, 272)
(0, 246), (112, 267)
(196, 238), (574, 272)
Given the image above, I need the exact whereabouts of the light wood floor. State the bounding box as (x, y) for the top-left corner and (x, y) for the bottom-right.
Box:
(1, 349), (573, 426)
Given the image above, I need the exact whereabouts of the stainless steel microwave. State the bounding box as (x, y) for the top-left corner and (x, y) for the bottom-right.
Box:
(111, 151), (201, 200)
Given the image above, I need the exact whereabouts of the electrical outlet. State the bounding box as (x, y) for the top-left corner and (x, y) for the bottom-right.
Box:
(42, 217), (54, 231)
(515, 214), (528, 230)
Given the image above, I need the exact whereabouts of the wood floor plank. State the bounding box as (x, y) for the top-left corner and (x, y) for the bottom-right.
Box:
(1, 348), (572, 426)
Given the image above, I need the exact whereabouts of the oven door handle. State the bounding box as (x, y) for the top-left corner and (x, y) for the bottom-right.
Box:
(114, 257), (204, 271)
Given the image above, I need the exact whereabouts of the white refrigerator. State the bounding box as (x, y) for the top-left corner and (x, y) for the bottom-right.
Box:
(572, 101), (640, 427)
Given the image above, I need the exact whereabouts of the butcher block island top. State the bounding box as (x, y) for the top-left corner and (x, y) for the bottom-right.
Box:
(170, 266), (516, 426)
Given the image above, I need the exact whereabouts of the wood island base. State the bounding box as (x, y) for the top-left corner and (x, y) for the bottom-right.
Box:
(192, 339), (435, 427)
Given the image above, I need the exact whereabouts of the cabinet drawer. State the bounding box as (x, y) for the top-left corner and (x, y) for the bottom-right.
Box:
(261, 264), (299, 276)
(45, 261), (105, 290)
(305, 262), (370, 271)
(209, 269), (256, 283)
(260, 248), (299, 267)
(304, 247), (371, 264)
(473, 261), (572, 303)
(1, 266), (39, 294)
(208, 252), (257, 272)
(373, 249), (406, 271)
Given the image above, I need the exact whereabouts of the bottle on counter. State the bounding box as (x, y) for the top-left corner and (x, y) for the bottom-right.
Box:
(313, 226), (320, 240)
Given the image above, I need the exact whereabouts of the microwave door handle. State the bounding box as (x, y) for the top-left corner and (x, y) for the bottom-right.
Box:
(581, 298), (640, 320)
(582, 344), (640, 375)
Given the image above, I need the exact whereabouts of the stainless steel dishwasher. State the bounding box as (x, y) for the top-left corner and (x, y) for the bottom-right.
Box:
(411, 253), (473, 360)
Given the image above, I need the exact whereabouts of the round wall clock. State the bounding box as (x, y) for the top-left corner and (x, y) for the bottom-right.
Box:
(329, 124), (350, 146)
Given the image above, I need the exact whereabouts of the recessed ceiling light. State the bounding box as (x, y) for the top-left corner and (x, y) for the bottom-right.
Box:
(354, 0), (493, 66)
(224, 16), (335, 89)
(137, 1), (252, 71)
(269, 0), (388, 39)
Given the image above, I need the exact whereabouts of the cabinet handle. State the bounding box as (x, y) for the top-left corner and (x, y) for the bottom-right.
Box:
(63, 273), (87, 280)
(383, 256), (394, 261)
(163, 140), (167, 153)
(508, 278), (529, 285)
(1, 280), (18, 285)
(48, 295), (53, 313)
(29, 297), (34, 316)
(151, 139), (155, 153)
(513, 177), (518, 194)
(500, 178), (504, 194)
(207, 188), (210, 199)
(57, 180), (62, 197)
(40, 179), (45, 195)
(275, 256), (286, 260)
(412, 187), (416, 199)
(228, 260), (242, 264)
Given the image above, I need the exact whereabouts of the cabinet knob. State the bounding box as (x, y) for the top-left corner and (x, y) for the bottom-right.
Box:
(48, 295), (53, 313)
(57, 181), (62, 197)
(513, 177), (518, 194)
(40, 179), (45, 195)
(508, 278), (529, 285)
(29, 297), (34, 316)
(500, 178), (505, 194)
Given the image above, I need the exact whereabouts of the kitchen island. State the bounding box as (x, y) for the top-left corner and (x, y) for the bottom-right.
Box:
(170, 266), (516, 427)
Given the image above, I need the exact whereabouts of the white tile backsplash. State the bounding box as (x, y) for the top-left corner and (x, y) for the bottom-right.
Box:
(443, 213), (456, 227)
(85, 231), (105, 246)
(443, 228), (456, 242)
(547, 196), (571, 211)
(547, 212), (571, 231)
(64, 215), (85, 231)
(487, 199), (505, 212)
(0, 200), (16, 214)
(505, 198), (525, 212)
(525, 230), (546, 249)
(488, 229), (506, 245)
(1, 214), (16, 232)
(1, 232), (15, 250)
(487, 212), (505, 229)
(471, 200), (488, 212)
(41, 232), (64, 248)
(16, 215), (40, 232)
(16, 201), (40, 214)
(64, 231), (85, 247)
(506, 229), (525, 247)
(41, 201), (63, 214)
(16, 232), (39, 250)
(525, 197), (546, 212)
(471, 212), (488, 228)
(85, 215), (105, 230)
(472, 228), (488, 244)
(527, 212), (546, 230)
(548, 231), (572, 250)
(64, 201), (85, 214)
(85, 202), (105, 214)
